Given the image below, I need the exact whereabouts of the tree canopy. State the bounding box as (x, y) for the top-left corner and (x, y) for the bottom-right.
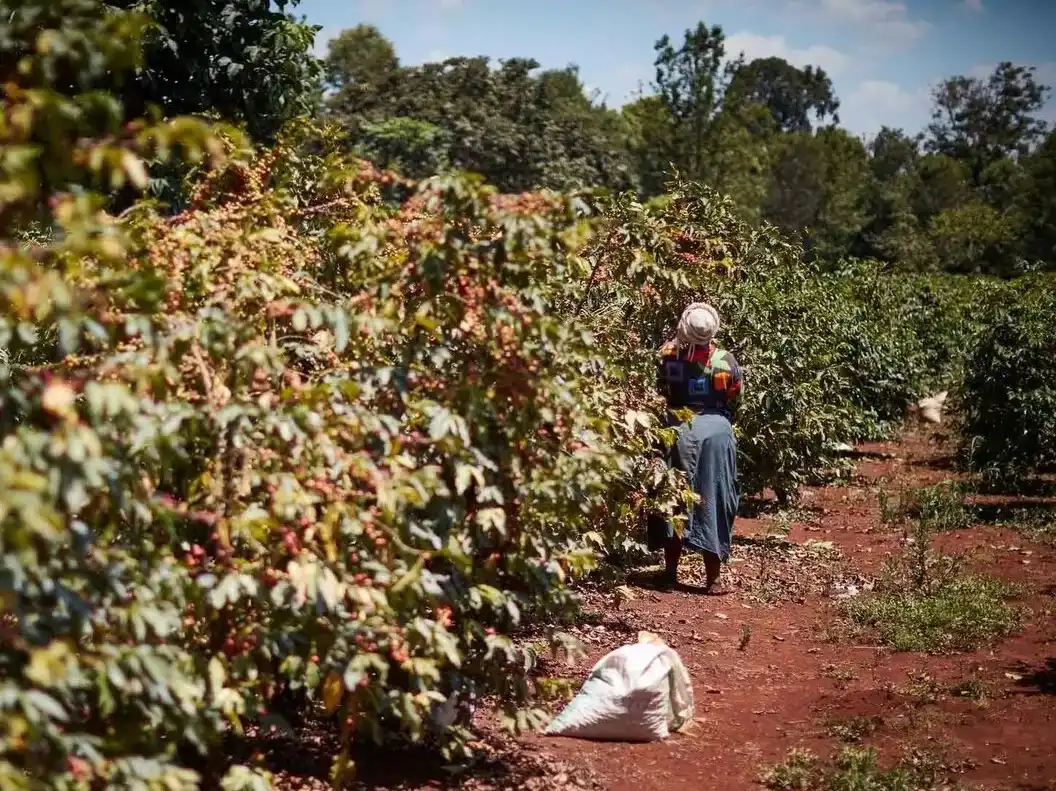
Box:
(111, 0), (322, 142)
(306, 21), (1055, 274)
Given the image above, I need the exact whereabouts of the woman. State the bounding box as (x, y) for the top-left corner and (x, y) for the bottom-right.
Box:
(652, 302), (742, 592)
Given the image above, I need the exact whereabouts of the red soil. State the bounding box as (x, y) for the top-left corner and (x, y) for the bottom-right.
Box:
(535, 428), (1056, 791)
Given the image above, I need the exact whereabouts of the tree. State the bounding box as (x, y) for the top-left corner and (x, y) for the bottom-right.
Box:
(354, 117), (450, 179)
(110, 0), (321, 142)
(925, 62), (1050, 185)
(869, 127), (921, 182)
(323, 24), (401, 126)
(909, 154), (973, 222)
(321, 43), (634, 192)
(1016, 129), (1056, 266)
(762, 128), (872, 260)
(927, 202), (1018, 274)
(620, 95), (672, 196)
(855, 128), (922, 261)
(652, 22), (729, 183)
(393, 56), (558, 191)
(726, 56), (840, 133)
(707, 100), (778, 221)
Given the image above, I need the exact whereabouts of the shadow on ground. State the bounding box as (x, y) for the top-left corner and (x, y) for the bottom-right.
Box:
(1012, 658), (1056, 697)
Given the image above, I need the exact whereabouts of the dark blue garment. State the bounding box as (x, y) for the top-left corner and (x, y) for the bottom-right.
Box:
(655, 412), (739, 560)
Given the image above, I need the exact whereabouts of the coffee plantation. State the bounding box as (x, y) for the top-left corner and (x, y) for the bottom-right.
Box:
(2, 3), (1054, 790)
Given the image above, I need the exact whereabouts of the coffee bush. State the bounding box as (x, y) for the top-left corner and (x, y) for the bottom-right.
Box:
(2, 6), (683, 786)
(959, 277), (1056, 488)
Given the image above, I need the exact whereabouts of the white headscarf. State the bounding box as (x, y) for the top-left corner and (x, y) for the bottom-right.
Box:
(676, 302), (720, 347)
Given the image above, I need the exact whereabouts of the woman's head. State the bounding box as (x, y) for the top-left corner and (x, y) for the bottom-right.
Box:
(676, 302), (721, 347)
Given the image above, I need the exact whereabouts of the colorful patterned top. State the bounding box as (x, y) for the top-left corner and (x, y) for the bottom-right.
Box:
(657, 340), (743, 422)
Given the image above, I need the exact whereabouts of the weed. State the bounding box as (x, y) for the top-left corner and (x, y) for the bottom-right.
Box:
(877, 478), (899, 525)
(826, 714), (883, 743)
(878, 480), (972, 532)
(903, 671), (946, 704)
(918, 483), (973, 532)
(852, 568), (1021, 653)
(768, 506), (816, 535)
(762, 747), (950, 791)
(762, 749), (817, 790)
(949, 679), (991, 706)
(845, 517), (1021, 653)
(1001, 506), (1056, 544)
(578, 610), (606, 626)
(822, 663), (860, 683)
(846, 577), (1020, 653)
(900, 516), (966, 595)
(534, 676), (575, 703)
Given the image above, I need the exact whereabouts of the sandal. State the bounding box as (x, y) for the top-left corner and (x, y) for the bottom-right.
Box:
(702, 579), (731, 596)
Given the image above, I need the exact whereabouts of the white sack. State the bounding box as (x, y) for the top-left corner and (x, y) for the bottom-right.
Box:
(543, 639), (694, 742)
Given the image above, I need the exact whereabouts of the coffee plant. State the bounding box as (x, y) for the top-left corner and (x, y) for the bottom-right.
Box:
(959, 276), (1056, 488)
(1, 4), (686, 787)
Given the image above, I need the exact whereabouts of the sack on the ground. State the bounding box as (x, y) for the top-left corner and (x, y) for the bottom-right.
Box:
(543, 633), (694, 742)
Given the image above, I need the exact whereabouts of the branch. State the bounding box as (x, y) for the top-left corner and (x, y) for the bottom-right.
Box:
(190, 342), (214, 403)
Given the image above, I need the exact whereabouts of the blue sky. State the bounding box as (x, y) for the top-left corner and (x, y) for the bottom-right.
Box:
(295, 0), (1056, 138)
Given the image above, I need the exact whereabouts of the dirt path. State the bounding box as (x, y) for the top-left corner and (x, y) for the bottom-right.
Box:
(525, 429), (1056, 791)
(276, 429), (1055, 791)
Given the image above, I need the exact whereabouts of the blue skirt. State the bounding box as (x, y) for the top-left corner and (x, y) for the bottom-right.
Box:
(648, 412), (738, 560)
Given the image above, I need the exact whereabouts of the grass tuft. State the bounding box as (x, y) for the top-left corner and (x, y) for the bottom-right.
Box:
(844, 512), (1022, 653)
(762, 747), (950, 791)
(878, 480), (972, 532)
(845, 576), (1020, 652)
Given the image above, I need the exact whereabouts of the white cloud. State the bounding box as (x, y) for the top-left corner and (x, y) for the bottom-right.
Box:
(840, 78), (932, 136)
(436, 0), (463, 7)
(725, 31), (849, 74)
(816, 0), (931, 45)
(962, 0), (984, 11)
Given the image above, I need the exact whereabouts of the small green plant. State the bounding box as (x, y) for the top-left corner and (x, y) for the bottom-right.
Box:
(534, 676), (576, 703)
(877, 478), (899, 525)
(916, 482), (972, 532)
(1001, 506), (1056, 544)
(822, 664), (860, 683)
(903, 671), (946, 704)
(762, 747), (947, 791)
(950, 678), (991, 706)
(900, 516), (964, 594)
(762, 749), (818, 790)
(846, 574), (1020, 653)
(878, 481), (971, 532)
(826, 715), (883, 743)
(845, 517), (1021, 652)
